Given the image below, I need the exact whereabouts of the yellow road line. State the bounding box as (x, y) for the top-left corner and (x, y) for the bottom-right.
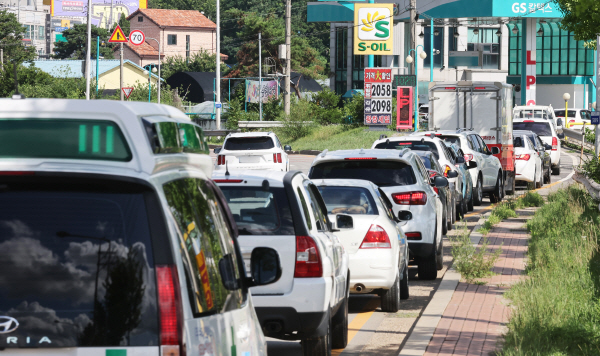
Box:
(332, 299), (379, 355)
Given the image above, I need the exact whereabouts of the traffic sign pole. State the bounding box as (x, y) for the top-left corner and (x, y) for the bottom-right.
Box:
(597, 34), (600, 159)
(120, 43), (124, 101)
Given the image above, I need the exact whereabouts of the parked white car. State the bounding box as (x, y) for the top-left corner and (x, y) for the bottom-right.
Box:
(554, 108), (591, 130)
(514, 105), (560, 128)
(411, 130), (504, 203)
(513, 118), (563, 175)
(214, 170), (349, 355)
(315, 179), (409, 309)
(308, 149), (448, 280)
(513, 133), (543, 188)
(214, 132), (290, 172)
(0, 98), (277, 356)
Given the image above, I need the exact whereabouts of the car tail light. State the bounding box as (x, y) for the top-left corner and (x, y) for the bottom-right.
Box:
(552, 137), (558, 151)
(516, 154), (531, 161)
(217, 155), (225, 165)
(405, 232), (422, 240)
(213, 179), (244, 183)
(277, 153), (282, 163)
(345, 157), (377, 160)
(398, 142), (412, 145)
(445, 87), (456, 90)
(391, 191), (427, 205)
(443, 165), (451, 178)
(156, 265), (183, 355)
(524, 120), (535, 122)
(360, 225), (391, 249)
(464, 154), (473, 162)
(294, 235), (322, 278)
(474, 87), (486, 90)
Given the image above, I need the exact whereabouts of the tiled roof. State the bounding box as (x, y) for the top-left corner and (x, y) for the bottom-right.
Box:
(118, 42), (228, 60)
(128, 9), (216, 29)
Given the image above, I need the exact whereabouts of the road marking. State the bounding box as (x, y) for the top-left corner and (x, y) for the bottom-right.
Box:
(332, 298), (379, 355)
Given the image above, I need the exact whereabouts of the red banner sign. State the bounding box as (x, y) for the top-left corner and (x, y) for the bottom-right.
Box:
(396, 86), (413, 130)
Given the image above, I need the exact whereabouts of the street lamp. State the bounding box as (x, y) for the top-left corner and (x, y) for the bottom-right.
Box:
(563, 93), (571, 128)
(145, 37), (162, 103)
(143, 65), (158, 103)
(406, 45), (427, 132)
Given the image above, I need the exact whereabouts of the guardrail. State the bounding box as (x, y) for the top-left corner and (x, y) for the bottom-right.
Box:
(573, 172), (600, 209)
(563, 127), (595, 151)
(203, 129), (239, 137)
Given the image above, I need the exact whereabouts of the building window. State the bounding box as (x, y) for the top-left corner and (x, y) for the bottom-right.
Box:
(138, 16), (143, 22)
(335, 27), (348, 95)
(168, 34), (177, 45)
(508, 24), (521, 75)
(186, 35), (190, 60)
(424, 26), (444, 68)
(448, 27), (458, 51)
(467, 28), (500, 69)
(38, 26), (44, 40)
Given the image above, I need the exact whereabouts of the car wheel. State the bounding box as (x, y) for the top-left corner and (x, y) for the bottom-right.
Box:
(380, 270), (401, 312)
(473, 176), (483, 206)
(552, 162), (560, 175)
(457, 197), (465, 220)
(467, 190), (474, 211)
(331, 288), (349, 349)
(544, 165), (551, 183)
(436, 237), (444, 270)
(442, 206), (448, 235)
(400, 263), (409, 300)
(536, 168), (543, 188)
(489, 174), (503, 203)
(506, 174), (515, 196)
(450, 196), (456, 226)
(302, 310), (332, 356)
(418, 224), (438, 281)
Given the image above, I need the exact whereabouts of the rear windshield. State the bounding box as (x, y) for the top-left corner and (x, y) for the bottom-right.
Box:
(515, 110), (549, 120)
(554, 110), (575, 118)
(0, 119), (132, 161)
(374, 140), (439, 159)
(513, 122), (553, 136)
(0, 179), (158, 348)
(418, 156), (433, 169)
(224, 137), (274, 150)
(513, 136), (525, 147)
(437, 136), (461, 146)
(310, 160), (416, 187)
(219, 187), (295, 236)
(317, 186), (378, 215)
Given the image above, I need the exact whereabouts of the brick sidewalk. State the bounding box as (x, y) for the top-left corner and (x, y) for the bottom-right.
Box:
(423, 214), (531, 356)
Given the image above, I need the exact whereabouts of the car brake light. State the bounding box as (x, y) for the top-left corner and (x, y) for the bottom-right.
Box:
(464, 154), (473, 161)
(474, 87), (486, 90)
(516, 154), (531, 161)
(360, 225), (391, 249)
(345, 157), (377, 160)
(156, 265), (183, 355)
(217, 155), (226, 165)
(398, 142), (412, 145)
(524, 120), (535, 122)
(391, 191), (427, 205)
(443, 165), (451, 178)
(213, 179), (244, 183)
(552, 137), (558, 151)
(294, 236), (322, 278)
(445, 87), (456, 90)
(405, 232), (422, 240)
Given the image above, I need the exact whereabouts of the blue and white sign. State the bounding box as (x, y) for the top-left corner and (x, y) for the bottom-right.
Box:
(591, 112), (600, 125)
(215, 102), (222, 109)
(55, 26), (68, 32)
(492, 0), (562, 18)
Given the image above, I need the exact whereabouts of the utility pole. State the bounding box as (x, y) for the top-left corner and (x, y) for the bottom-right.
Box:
(110, 0), (113, 28)
(409, 0), (416, 75)
(0, 49), (3, 71)
(120, 43), (124, 100)
(596, 33), (600, 158)
(85, 0), (92, 100)
(284, 0), (291, 116)
(259, 32), (263, 121)
(216, 0), (221, 129)
(158, 38), (161, 103)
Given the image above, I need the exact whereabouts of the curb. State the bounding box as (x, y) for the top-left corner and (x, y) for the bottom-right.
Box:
(398, 214), (489, 356)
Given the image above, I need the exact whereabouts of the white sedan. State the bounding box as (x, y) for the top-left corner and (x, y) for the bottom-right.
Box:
(315, 179), (409, 312)
(214, 132), (290, 171)
(514, 133), (543, 188)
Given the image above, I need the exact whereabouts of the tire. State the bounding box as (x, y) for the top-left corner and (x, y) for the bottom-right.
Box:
(380, 270), (401, 312)
(506, 175), (515, 196)
(442, 206), (448, 235)
(473, 176), (483, 206)
(331, 290), (348, 349)
(400, 263), (409, 300)
(457, 197), (466, 220)
(552, 162), (560, 175)
(467, 191), (474, 211)
(450, 196), (456, 226)
(418, 225), (439, 281)
(489, 174), (503, 204)
(544, 165), (551, 183)
(446, 202), (452, 232)
(302, 311), (332, 356)
(436, 238), (444, 270)
(536, 168), (543, 188)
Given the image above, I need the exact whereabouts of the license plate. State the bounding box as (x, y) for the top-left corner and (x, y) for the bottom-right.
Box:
(239, 156), (260, 163)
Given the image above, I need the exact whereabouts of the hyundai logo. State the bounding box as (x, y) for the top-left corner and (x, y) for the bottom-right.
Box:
(0, 316), (18, 334)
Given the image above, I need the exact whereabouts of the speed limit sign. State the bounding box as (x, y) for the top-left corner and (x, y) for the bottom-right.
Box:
(129, 30), (145, 46)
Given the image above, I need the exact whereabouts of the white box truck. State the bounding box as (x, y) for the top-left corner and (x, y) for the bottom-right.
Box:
(428, 81), (516, 194)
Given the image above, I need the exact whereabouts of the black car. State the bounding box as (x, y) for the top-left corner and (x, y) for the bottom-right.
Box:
(513, 130), (552, 184)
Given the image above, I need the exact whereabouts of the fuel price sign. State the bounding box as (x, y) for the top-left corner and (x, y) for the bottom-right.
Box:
(364, 68), (392, 125)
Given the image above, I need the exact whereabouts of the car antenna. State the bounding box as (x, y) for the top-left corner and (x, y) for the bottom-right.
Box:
(225, 162), (230, 177)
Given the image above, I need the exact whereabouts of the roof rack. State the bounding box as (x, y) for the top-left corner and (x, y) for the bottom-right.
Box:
(398, 148), (410, 157)
(379, 134), (388, 140)
(320, 149), (329, 158)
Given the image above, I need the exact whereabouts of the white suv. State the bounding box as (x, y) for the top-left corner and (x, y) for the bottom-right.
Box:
(214, 170), (349, 355)
(214, 132), (290, 172)
(412, 130), (504, 203)
(513, 119), (563, 175)
(308, 149), (448, 280)
(0, 98), (277, 356)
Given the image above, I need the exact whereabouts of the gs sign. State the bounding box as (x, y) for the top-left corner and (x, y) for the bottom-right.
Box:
(354, 4), (393, 55)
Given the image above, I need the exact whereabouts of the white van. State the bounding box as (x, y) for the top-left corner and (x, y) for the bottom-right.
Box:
(0, 98), (279, 356)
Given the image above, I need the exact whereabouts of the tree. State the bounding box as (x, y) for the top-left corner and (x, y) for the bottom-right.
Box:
(110, 13), (130, 36)
(160, 50), (226, 80)
(556, 0), (600, 48)
(53, 24), (114, 59)
(150, 0), (216, 24)
(0, 10), (35, 64)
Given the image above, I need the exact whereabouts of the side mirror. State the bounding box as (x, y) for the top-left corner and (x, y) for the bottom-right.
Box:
(557, 118), (563, 127)
(284, 145), (292, 152)
(455, 156), (465, 164)
(218, 254), (240, 290)
(468, 161), (478, 169)
(434, 176), (448, 188)
(398, 211), (413, 221)
(447, 170), (459, 178)
(248, 247), (282, 287)
(544, 144), (552, 150)
(491, 146), (501, 155)
(336, 214), (354, 229)
(214, 147), (222, 154)
(557, 133), (565, 139)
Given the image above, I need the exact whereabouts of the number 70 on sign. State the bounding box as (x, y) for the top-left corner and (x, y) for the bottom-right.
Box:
(129, 30), (145, 46)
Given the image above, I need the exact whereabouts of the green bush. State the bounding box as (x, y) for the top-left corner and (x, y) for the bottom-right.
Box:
(584, 127), (595, 143)
(342, 93), (365, 129)
(519, 191), (545, 208)
(277, 99), (316, 141)
(311, 87), (343, 125)
(580, 156), (600, 183)
(450, 224), (502, 283)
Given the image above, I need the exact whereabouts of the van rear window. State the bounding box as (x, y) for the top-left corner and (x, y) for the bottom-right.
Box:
(309, 161), (416, 187)
(0, 119), (132, 161)
(0, 179), (159, 348)
(224, 137), (274, 150)
(513, 122), (553, 136)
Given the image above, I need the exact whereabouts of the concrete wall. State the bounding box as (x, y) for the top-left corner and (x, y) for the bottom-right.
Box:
(537, 84), (586, 110)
